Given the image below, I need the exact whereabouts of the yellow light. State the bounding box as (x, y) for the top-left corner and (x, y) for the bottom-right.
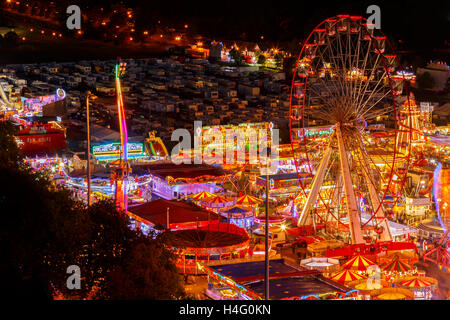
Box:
(160, 34), (163, 38)
(184, 24), (188, 28)
(143, 31), (148, 35)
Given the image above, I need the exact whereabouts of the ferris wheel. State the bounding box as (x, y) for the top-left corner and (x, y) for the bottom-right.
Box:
(289, 15), (412, 244)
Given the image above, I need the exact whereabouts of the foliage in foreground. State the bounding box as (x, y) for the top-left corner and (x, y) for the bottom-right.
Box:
(0, 121), (185, 299)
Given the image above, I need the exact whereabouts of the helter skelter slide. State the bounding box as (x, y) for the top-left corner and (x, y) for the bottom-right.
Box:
(289, 15), (414, 247)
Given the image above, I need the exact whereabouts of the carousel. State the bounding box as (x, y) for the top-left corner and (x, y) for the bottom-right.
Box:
(169, 222), (251, 274)
(329, 269), (366, 285)
(371, 287), (415, 300)
(394, 276), (438, 300)
(381, 256), (417, 282)
(347, 278), (392, 300)
(341, 255), (377, 273)
(200, 195), (236, 212)
(221, 206), (254, 229)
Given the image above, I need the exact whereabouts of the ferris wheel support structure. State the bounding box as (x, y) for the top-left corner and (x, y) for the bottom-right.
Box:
(297, 143), (333, 226)
(336, 123), (364, 244)
(358, 138), (392, 241)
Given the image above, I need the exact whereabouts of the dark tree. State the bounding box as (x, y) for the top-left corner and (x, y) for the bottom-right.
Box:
(0, 121), (22, 167)
(257, 54), (266, 65)
(3, 31), (19, 47)
(229, 48), (243, 66)
(102, 236), (185, 299)
(0, 121), (185, 300)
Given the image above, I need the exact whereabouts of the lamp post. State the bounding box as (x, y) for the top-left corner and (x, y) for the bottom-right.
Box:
(264, 147), (271, 300)
(86, 91), (96, 207)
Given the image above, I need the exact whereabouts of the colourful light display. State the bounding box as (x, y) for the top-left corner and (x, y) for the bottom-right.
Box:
(92, 142), (147, 162)
(113, 61), (129, 212)
(22, 88), (66, 114)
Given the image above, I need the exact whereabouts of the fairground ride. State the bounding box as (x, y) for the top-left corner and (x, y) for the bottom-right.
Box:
(424, 163), (450, 271)
(289, 15), (413, 245)
(111, 60), (129, 212)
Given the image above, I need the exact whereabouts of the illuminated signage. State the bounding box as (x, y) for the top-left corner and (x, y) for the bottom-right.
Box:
(92, 142), (147, 161)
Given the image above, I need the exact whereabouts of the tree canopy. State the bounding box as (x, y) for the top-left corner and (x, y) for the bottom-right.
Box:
(0, 120), (185, 300)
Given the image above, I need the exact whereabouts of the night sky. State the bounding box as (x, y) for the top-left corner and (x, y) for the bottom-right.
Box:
(123, 0), (449, 51)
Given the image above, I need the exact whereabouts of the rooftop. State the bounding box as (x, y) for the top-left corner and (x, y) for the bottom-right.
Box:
(127, 199), (221, 228)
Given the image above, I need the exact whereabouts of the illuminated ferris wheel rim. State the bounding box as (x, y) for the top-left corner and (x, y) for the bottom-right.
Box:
(287, 14), (413, 244)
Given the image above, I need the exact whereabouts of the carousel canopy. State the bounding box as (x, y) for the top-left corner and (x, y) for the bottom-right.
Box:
(223, 206), (251, 214)
(377, 292), (407, 300)
(191, 191), (216, 200)
(203, 195), (233, 204)
(236, 194), (263, 205)
(372, 287), (415, 300)
(355, 281), (383, 291)
(382, 258), (414, 273)
(341, 255), (376, 271)
(330, 270), (366, 284)
(400, 278), (433, 288)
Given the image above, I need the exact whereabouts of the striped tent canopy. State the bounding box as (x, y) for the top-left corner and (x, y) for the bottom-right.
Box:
(191, 191), (216, 200)
(341, 255), (376, 271)
(204, 195), (232, 203)
(382, 258), (414, 273)
(236, 195), (263, 206)
(400, 278), (433, 288)
(201, 195), (236, 208)
(330, 270), (366, 284)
